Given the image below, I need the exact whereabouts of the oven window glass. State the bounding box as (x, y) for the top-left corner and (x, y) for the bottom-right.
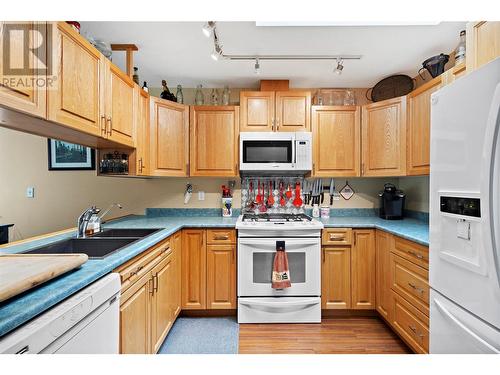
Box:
(243, 141), (292, 163)
(252, 253), (306, 283)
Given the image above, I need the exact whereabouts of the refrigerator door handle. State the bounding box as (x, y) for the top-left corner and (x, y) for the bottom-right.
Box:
(486, 82), (500, 288)
(433, 298), (500, 353)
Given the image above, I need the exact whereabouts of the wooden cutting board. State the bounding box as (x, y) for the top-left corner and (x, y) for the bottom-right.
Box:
(0, 254), (88, 303)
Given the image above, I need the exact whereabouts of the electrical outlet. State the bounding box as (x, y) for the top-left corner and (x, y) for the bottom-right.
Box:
(198, 191), (205, 201)
(26, 186), (35, 198)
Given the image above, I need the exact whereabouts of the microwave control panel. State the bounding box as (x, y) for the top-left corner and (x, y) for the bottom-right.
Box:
(295, 132), (312, 170)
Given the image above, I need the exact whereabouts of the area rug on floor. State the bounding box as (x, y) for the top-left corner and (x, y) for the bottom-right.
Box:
(158, 317), (239, 354)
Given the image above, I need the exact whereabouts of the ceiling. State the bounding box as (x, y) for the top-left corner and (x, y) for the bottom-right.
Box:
(80, 21), (466, 88)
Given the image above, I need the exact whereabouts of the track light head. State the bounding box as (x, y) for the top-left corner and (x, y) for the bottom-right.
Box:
(334, 59), (344, 75)
(254, 58), (260, 75)
(202, 21), (216, 38)
(211, 40), (223, 61)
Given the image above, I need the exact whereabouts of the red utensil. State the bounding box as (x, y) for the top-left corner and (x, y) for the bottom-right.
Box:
(293, 181), (303, 207)
(279, 181), (286, 206)
(285, 183), (293, 199)
(267, 181), (275, 207)
(255, 180), (263, 205)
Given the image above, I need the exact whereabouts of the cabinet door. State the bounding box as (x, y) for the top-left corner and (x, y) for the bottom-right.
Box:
(190, 106), (239, 177)
(0, 22), (47, 118)
(321, 246), (351, 309)
(351, 230), (376, 309)
(105, 62), (135, 147)
(275, 91), (311, 131)
(207, 244), (236, 309)
(466, 21), (500, 72)
(376, 230), (393, 321)
(312, 106), (360, 177)
(362, 96), (406, 176)
(181, 229), (206, 309)
(406, 78), (442, 175)
(150, 97), (189, 176)
(239, 91), (274, 131)
(151, 253), (174, 353)
(47, 22), (102, 136)
(135, 87), (150, 175)
(119, 272), (152, 354)
(171, 231), (182, 318)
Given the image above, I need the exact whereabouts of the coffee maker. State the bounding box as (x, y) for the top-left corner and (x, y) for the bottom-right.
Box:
(378, 183), (405, 220)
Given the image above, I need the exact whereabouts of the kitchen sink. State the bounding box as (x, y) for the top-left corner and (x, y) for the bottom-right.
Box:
(22, 238), (139, 259)
(90, 228), (161, 238)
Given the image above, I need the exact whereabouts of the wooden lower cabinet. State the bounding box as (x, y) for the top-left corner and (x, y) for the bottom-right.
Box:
(171, 231), (182, 317)
(182, 228), (237, 311)
(351, 230), (376, 309)
(375, 230), (393, 321)
(115, 237), (180, 354)
(321, 246), (351, 309)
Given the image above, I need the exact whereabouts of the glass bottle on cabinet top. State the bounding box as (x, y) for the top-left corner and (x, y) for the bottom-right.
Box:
(222, 86), (230, 105)
(176, 85), (184, 104)
(343, 89), (355, 105)
(195, 84), (204, 105)
(211, 88), (219, 105)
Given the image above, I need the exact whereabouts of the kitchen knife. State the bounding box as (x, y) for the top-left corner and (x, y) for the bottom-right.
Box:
(329, 178), (334, 206)
(320, 179), (324, 204)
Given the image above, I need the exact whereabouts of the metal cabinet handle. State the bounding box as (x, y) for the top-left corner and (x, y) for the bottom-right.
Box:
(100, 115), (106, 134)
(153, 274), (159, 293)
(329, 234), (345, 241)
(149, 277), (154, 295)
(214, 235), (229, 240)
(408, 282), (425, 294)
(138, 158), (143, 173)
(408, 324), (424, 338)
(407, 250), (424, 260)
(276, 117), (280, 131)
(106, 116), (112, 135)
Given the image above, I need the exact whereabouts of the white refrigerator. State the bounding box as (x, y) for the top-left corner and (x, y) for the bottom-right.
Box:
(430, 57), (500, 353)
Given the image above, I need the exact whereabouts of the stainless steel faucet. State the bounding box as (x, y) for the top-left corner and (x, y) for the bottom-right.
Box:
(99, 203), (123, 222)
(77, 206), (100, 238)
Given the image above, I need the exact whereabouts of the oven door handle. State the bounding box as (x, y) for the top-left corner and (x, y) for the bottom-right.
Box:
(238, 239), (320, 247)
(239, 298), (319, 308)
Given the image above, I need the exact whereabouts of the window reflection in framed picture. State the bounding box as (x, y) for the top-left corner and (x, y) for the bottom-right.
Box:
(47, 139), (96, 171)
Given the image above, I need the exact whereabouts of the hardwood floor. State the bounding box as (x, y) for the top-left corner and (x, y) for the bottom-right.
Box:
(238, 317), (412, 354)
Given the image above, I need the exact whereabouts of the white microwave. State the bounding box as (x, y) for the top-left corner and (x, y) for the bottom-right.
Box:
(239, 132), (312, 175)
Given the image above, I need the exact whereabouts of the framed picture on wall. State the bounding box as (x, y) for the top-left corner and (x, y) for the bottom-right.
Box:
(47, 139), (96, 171)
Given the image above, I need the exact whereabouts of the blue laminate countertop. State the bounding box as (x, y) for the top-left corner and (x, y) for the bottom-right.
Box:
(0, 214), (427, 337)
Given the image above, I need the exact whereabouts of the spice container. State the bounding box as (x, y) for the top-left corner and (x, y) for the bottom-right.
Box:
(320, 205), (330, 218)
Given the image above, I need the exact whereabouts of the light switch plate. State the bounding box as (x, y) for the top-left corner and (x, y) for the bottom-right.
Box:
(26, 186), (34, 198)
(198, 191), (205, 201)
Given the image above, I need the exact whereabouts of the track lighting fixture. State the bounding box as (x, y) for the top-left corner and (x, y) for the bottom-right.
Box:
(334, 59), (344, 75)
(211, 40), (223, 61)
(254, 58), (260, 75)
(202, 21), (216, 38)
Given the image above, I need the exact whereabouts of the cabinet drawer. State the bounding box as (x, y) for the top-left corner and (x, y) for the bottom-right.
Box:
(115, 238), (171, 290)
(392, 292), (429, 353)
(392, 236), (429, 269)
(206, 229), (236, 244)
(322, 228), (352, 245)
(390, 253), (429, 316)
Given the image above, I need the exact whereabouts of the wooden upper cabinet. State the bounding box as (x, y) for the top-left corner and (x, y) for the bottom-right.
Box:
(321, 246), (351, 309)
(0, 22), (47, 118)
(207, 244), (236, 309)
(150, 97), (189, 177)
(351, 229), (376, 309)
(239, 91), (274, 131)
(47, 22), (102, 136)
(102, 61), (135, 147)
(375, 230), (393, 321)
(361, 96), (407, 176)
(181, 229), (207, 310)
(135, 87), (150, 176)
(312, 105), (360, 177)
(406, 77), (442, 175)
(190, 106), (239, 177)
(466, 21), (500, 72)
(275, 90), (311, 131)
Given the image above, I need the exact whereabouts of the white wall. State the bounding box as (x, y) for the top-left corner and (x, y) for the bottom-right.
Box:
(398, 176), (430, 212)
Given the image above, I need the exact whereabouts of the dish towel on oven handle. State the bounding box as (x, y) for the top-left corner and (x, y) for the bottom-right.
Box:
(272, 241), (292, 289)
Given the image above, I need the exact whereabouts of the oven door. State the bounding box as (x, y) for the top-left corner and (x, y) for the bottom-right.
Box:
(239, 133), (296, 172)
(238, 237), (321, 297)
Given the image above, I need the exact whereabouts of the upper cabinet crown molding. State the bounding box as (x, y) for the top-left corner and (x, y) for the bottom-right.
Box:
(240, 90), (311, 132)
(150, 97), (189, 177)
(312, 105), (360, 177)
(361, 96), (407, 177)
(190, 105), (239, 177)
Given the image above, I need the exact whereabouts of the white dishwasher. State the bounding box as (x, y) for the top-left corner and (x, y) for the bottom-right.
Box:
(0, 273), (121, 354)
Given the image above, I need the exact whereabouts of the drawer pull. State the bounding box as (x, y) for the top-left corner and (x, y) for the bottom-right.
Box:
(214, 235), (229, 240)
(408, 282), (425, 294)
(329, 234), (345, 241)
(407, 250), (424, 260)
(408, 324), (424, 338)
(153, 274), (159, 293)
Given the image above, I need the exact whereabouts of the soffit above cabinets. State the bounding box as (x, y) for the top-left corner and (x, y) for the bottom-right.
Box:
(81, 21), (466, 88)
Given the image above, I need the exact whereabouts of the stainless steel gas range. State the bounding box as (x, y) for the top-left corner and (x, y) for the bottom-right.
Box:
(236, 213), (323, 323)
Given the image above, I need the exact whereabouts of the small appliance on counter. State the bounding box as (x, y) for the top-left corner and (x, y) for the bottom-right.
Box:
(378, 183), (405, 220)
